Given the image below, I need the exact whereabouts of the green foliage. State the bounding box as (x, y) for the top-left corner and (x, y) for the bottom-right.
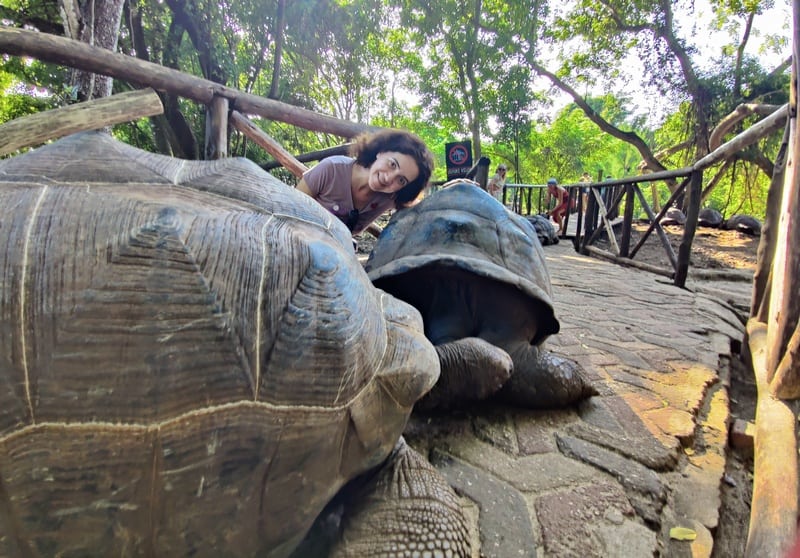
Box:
(0, 0), (789, 221)
(706, 160), (770, 219)
(501, 97), (641, 185)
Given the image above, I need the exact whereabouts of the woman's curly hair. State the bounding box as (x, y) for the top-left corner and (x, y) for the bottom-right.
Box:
(349, 130), (434, 208)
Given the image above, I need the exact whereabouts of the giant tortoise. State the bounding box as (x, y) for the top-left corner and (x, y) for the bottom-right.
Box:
(698, 208), (724, 228)
(0, 132), (470, 557)
(365, 182), (595, 410)
(722, 214), (762, 236)
(524, 214), (559, 246)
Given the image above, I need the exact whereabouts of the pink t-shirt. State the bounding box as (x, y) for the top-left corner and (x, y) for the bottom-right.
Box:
(302, 156), (395, 234)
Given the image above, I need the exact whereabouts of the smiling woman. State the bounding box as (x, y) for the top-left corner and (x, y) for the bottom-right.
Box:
(296, 130), (434, 236)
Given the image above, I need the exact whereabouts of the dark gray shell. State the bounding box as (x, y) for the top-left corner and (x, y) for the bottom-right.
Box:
(661, 207), (686, 226)
(365, 182), (559, 342)
(0, 132), (438, 557)
(722, 214), (762, 235)
(698, 208), (724, 228)
(525, 214), (559, 246)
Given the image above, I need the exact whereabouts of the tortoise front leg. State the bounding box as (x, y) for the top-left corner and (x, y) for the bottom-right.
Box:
(499, 343), (596, 408)
(330, 438), (471, 557)
(416, 337), (513, 411)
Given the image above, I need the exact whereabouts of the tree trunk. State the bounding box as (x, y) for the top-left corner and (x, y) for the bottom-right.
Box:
(62, 0), (125, 100)
(269, 0), (286, 99)
(123, 1), (194, 158)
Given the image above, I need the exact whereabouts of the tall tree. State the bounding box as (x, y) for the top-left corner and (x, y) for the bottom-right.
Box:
(396, 0), (513, 158)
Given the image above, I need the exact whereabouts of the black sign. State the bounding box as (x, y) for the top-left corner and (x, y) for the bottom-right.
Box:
(445, 141), (473, 179)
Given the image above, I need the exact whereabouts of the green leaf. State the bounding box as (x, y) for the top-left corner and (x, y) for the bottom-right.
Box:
(669, 527), (698, 541)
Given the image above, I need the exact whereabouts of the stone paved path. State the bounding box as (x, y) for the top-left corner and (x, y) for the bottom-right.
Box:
(403, 241), (750, 558)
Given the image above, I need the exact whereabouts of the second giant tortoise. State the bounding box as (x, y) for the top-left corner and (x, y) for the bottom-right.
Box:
(722, 214), (762, 236)
(698, 208), (724, 228)
(525, 214), (559, 246)
(365, 182), (595, 410)
(0, 133), (470, 557)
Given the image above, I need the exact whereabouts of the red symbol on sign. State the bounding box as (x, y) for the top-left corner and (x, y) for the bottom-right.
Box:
(448, 145), (469, 165)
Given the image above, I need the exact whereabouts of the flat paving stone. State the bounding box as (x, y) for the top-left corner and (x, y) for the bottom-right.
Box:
(431, 449), (537, 558)
(535, 482), (647, 557)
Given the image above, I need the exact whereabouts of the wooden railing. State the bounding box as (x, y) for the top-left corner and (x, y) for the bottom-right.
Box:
(0, 27), (375, 173)
(570, 170), (697, 285)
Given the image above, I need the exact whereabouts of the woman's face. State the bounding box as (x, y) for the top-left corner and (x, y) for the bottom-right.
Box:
(368, 151), (420, 194)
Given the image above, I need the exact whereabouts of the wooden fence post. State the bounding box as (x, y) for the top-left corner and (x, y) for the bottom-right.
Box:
(619, 183), (635, 258)
(674, 169), (702, 287)
(205, 95), (229, 160)
(0, 88), (163, 157)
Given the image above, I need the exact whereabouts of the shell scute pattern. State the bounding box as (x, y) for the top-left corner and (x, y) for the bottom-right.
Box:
(0, 132), (440, 557)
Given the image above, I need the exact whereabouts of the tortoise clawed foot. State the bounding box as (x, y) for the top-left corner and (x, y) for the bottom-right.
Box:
(329, 438), (472, 557)
(500, 347), (596, 408)
(417, 337), (513, 411)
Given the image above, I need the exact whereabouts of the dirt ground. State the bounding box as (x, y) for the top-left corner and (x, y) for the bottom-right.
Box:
(601, 222), (761, 273)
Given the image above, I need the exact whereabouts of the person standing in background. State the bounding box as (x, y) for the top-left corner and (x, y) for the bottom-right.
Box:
(545, 177), (569, 235)
(579, 171), (592, 213)
(487, 163), (508, 203)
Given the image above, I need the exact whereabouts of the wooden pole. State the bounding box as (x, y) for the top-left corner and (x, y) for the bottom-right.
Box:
(0, 27), (377, 140)
(619, 183), (635, 257)
(745, 320), (798, 558)
(230, 111), (308, 178)
(751, 124), (789, 321)
(674, 169), (702, 287)
(764, 14), (800, 394)
(205, 95), (229, 160)
(260, 144), (351, 170)
(0, 88), (163, 157)
(694, 104), (789, 170)
(588, 188), (620, 254)
(743, 3), (800, 555)
(772, 323), (800, 398)
(583, 246), (673, 278)
(630, 184), (679, 270)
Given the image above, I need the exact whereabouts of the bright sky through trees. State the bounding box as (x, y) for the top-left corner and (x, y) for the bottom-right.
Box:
(574, 0), (792, 126)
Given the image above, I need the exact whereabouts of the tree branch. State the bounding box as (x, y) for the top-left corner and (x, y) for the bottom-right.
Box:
(526, 57), (667, 174)
(710, 103), (784, 150)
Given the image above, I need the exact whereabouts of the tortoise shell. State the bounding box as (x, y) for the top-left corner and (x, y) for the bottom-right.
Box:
(661, 207), (687, 226)
(365, 182), (559, 345)
(722, 214), (762, 235)
(698, 208), (723, 228)
(525, 214), (559, 246)
(0, 132), (438, 557)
